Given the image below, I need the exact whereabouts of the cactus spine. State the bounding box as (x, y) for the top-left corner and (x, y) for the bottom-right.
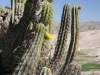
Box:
(58, 6), (81, 75)
(49, 3), (70, 71)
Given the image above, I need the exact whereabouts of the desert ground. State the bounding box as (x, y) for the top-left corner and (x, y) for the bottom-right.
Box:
(50, 29), (100, 56)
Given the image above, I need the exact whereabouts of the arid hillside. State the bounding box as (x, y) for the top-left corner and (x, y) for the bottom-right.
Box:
(50, 21), (100, 56)
(52, 21), (100, 34)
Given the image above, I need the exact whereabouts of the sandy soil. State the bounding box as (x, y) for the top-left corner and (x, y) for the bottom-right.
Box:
(50, 30), (100, 56)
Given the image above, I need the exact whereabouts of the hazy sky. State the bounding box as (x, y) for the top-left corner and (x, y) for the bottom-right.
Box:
(0, 0), (100, 22)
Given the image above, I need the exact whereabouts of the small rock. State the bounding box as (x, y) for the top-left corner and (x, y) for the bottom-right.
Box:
(95, 55), (99, 57)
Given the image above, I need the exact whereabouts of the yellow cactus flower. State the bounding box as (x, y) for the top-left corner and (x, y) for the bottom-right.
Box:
(45, 32), (53, 39)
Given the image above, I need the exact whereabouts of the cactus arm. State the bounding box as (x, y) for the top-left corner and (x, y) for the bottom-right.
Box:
(49, 3), (70, 72)
(58, 6), (81, 75)
(70, 6), (80, 62)
(40, 1), (53, 56)
(58, 6), (76, 75)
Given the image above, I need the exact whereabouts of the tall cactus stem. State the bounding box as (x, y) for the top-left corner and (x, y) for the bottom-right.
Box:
(70, 6), (81, 62)
(58, 6), (81, 75)
(40, 1), (53, 56)
(49, 3), (70, 71)
(58, 6), (76, 75)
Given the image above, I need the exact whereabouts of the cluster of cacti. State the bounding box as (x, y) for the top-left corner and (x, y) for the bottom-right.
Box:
(33, 0), (54, 74)
(13, 23), (46, 75)
(49, 3), (70, 72)
(1, 21), (34, 70)
(0, 0), (40, 72)
(0, 0), (82, 75)
(11, 0), (25, 24)
(58, 6), (81, 75)
(9, 0), (27, 46)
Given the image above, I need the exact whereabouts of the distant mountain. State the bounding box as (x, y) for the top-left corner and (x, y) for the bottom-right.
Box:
(80, 21), (100, 32)
(52, 20), (60, 34)
(52, 20), (100, 34)
(50, 21), (100, 54)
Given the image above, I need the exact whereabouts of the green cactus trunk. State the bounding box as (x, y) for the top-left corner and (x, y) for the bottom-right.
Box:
(49, 3), (70, 71)
(58, 6), (81, 75)
(9, 0), (25, 30)
(70, 6), (80, 62)
(13, 23), (46, 75)
(40, 1), (53, 56)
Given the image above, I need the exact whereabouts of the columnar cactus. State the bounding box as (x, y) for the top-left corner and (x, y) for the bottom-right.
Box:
(49, 3), (70, 71)
(0, 0), (82, 74)
(16, 0), (25, 14)
(13, 23), (46, 75)
(10, 0), (25, 29)
(40, 0), (53, 33)
(58, 6), (81, 75)
(33, 0), (54, 73)
(40, 0), (53, 56)
(70, 6), (81, 62)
